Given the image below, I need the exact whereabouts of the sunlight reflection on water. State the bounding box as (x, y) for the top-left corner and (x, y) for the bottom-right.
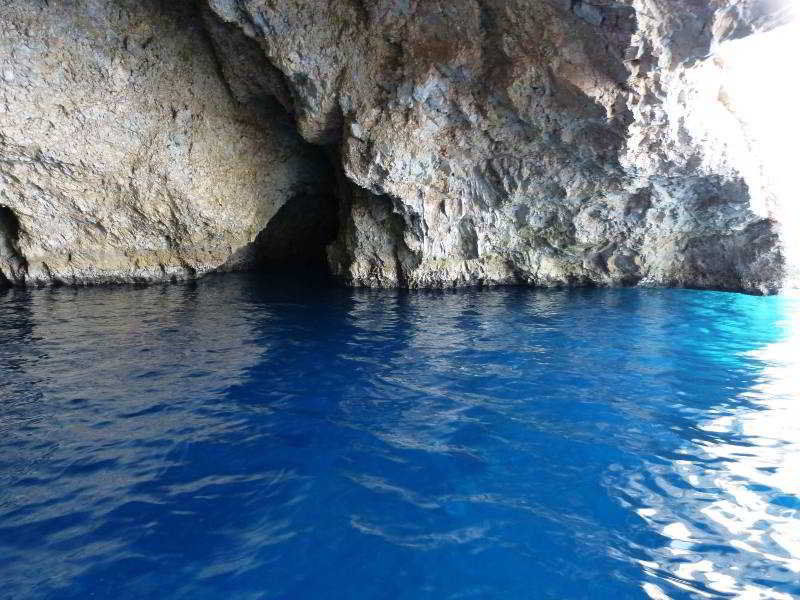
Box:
(638, 294), (800, 600)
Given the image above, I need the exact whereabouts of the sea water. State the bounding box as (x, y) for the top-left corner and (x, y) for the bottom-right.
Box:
(1, 275), (798, 599)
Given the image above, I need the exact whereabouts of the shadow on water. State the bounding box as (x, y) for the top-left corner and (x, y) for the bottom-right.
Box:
(0, 275), (798, 599)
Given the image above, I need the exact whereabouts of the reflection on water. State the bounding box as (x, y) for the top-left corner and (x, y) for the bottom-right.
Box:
(0, 275), (798, 599)
(0, 279), (272, 596)
(634, 294), (800, 600)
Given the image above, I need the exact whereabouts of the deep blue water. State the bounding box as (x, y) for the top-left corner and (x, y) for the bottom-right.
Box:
(1, 275), (799, 600)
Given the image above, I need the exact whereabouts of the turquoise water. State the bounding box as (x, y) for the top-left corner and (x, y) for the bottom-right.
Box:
(1, 275), (799, 599)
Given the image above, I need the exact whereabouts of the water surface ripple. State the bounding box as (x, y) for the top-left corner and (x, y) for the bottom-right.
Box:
(1, 275), (798, 599)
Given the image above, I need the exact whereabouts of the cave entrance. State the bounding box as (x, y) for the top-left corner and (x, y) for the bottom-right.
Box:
(249, 193), (339, 279)
(0, 205), (26, 286)
(0, 205), (21, 249)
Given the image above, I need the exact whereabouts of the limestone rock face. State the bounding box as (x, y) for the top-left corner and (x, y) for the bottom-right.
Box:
(1, 0), (792, 293)
(0, 0), (331, 286)
(208, 0), (789, 293)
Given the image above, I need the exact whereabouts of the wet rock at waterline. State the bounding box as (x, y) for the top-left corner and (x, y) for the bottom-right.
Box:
(1, 0), (794, 292)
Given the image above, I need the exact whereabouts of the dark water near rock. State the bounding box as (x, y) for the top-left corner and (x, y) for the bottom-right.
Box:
(1, 275), (799, 600)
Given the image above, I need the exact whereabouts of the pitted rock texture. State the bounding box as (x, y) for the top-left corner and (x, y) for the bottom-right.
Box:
(0, 0), (791, 293)
(0, 0), (331, 286)
(208, 0), (789, 293)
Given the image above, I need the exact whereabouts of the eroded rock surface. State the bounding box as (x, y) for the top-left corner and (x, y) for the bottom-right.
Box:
(207, 0), (790, 293)
(1, 0), (792, 293)
(0, 0), (332, 286)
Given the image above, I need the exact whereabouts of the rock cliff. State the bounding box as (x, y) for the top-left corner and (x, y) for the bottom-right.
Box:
(0, 0), (334, 286)
(1, 0), (795, 292)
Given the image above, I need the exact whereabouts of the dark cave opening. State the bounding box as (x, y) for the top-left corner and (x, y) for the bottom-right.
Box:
(250, 192), (340, 278)
(0, 204), (20, 245)
(0, 205), (26, 286)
